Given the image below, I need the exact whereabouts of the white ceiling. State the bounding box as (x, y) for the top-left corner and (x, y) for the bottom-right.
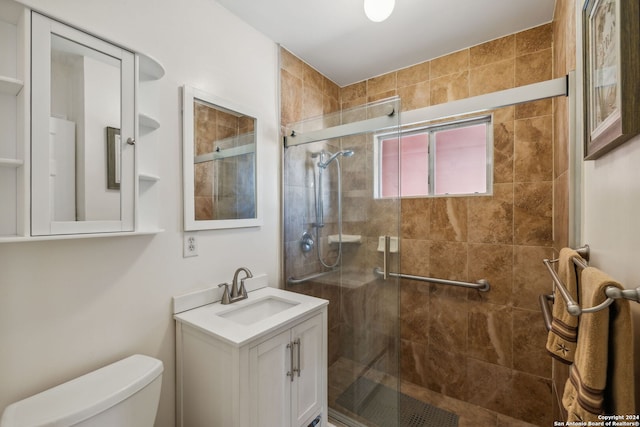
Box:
(215, 0), (557, 87)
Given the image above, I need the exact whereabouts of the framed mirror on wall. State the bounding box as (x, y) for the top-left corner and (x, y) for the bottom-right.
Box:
(30, 12), (135, 235)
(182, 85), (261, 230)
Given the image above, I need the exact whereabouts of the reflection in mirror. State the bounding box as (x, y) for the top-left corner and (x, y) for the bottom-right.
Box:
(183, 86), (260, 230)
(50, 33), (122, 221)
(193, 99), (256, 220)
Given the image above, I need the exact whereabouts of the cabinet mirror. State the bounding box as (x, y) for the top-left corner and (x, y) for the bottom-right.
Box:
(31, 13), (135, 236)
(182, 85), (261, 230)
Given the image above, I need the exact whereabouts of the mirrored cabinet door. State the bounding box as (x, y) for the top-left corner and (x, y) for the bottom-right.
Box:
(31, 12), (135, 236)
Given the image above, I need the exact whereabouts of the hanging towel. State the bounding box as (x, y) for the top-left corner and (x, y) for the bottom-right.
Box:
(545, 247), (581, 363)
(562, 267), (635, 421)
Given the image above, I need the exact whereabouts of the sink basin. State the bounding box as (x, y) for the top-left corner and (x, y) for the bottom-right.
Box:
(218, 296), (299, 325)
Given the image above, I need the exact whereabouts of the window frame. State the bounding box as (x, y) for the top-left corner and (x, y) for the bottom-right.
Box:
(375, 115), (493, 199)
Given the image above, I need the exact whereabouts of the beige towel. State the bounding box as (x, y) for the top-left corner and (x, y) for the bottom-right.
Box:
(562, 267), (635, 421)
(546, 247), (581, 363)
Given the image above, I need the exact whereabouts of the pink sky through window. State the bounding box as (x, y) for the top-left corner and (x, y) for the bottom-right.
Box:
(434, 124), (486, 195)
(380, 122), (487, 198)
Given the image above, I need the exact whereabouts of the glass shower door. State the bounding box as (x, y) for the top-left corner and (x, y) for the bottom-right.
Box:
(282, 98), (401, 427)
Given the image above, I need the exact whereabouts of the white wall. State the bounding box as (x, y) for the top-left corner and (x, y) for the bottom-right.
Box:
(0, 1), (280, 425)
(583, 137), (640, 287)
(582, 135), (640, 409)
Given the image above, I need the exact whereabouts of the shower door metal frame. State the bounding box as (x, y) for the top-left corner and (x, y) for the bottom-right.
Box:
(284, 78), (566, 149)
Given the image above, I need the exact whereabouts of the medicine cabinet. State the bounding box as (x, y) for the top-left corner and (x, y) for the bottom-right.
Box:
(0, 0), (164, 241)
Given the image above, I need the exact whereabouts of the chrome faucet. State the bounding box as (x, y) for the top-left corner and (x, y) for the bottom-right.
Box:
(218, 267), (253, 304)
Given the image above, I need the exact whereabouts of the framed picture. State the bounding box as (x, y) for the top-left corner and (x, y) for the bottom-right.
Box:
(582, 0), (640, 159)
(106, 126), (121, 190)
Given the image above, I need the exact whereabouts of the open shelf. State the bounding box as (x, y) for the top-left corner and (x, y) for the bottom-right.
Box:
(139, 53), (165, 81)
(139, 112), (160, 131)
(139, 172), (160, 182)
(0, 75), (23, 96)
(0, 229), (164, 243)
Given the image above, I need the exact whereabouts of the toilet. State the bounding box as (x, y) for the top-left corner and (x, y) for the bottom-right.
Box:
(0, 354), (163, 427)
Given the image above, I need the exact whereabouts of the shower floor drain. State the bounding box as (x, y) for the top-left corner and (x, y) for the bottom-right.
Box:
(336, 376), (459, 427)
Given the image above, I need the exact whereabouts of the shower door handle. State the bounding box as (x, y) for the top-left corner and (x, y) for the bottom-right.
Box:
(383, 235), (390, 280)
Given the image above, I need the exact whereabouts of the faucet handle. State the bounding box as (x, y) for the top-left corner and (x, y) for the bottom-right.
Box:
(239, 278), (248, 298)
(218, 283), (231, 305)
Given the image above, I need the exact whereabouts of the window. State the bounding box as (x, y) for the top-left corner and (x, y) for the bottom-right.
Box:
(376, 116), (492, 198)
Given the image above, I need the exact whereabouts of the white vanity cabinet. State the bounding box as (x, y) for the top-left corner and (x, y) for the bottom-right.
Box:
(249, 313), (323, 427)
(174, 286), (328, 427)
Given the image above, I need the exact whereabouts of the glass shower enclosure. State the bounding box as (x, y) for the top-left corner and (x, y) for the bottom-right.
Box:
(282, 98), (402, 426)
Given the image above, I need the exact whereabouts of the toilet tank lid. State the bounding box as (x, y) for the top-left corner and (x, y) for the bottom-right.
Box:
(0, 354), (163, 427)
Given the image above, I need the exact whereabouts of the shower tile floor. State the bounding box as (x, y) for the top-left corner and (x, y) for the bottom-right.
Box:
(328, 357), (539, 427)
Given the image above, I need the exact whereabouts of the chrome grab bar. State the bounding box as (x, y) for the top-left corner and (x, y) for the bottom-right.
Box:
(372, 267), (490, 291)
(287, 269), (338, 285)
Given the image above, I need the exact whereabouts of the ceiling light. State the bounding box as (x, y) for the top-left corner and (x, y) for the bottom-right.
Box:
(364, 0), (395, 22)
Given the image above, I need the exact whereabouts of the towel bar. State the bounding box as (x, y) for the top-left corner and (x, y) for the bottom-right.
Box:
(542, 244), (640, 316)
(539, 294), (554, 331)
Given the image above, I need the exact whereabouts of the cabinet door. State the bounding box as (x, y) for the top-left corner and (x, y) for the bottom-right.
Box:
(291, 314), (323, 427)
(249, 329), (292, 427)
(31, 12), (135, 235)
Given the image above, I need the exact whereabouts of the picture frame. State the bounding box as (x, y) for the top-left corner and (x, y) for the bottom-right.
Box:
(106, 126), (121, 190)
(582, 0), (640, 160)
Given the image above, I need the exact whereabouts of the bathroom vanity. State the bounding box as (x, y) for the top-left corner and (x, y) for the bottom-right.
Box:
(174, 280), (328, 427)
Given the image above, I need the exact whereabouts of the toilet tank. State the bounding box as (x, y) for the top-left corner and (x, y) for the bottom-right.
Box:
(0, 354), (163, 427)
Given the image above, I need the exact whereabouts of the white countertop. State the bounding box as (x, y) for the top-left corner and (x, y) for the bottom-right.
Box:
(174, 287), (328, 347)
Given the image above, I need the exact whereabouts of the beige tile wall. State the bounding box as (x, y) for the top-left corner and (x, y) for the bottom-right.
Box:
(281, 21), (563, 426)
(551, 0), (576, 422)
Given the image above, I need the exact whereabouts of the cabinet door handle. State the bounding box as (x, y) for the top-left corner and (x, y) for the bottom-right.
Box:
(286, 342), (294, 382)
(293, 338), (301, 377)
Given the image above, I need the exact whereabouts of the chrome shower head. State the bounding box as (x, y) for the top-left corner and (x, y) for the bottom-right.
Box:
(317, 150), (355, 168)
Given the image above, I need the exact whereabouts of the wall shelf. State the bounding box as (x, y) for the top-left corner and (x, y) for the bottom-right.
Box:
(136, 53), (164, 235)
(0, 158), (23, 168)
(0, 229), (164, 243)
(0, 75), (23, 96)
(139, 53), (165, 81)
(139, 173), (160, 182)
(139, 112), (160, 130)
